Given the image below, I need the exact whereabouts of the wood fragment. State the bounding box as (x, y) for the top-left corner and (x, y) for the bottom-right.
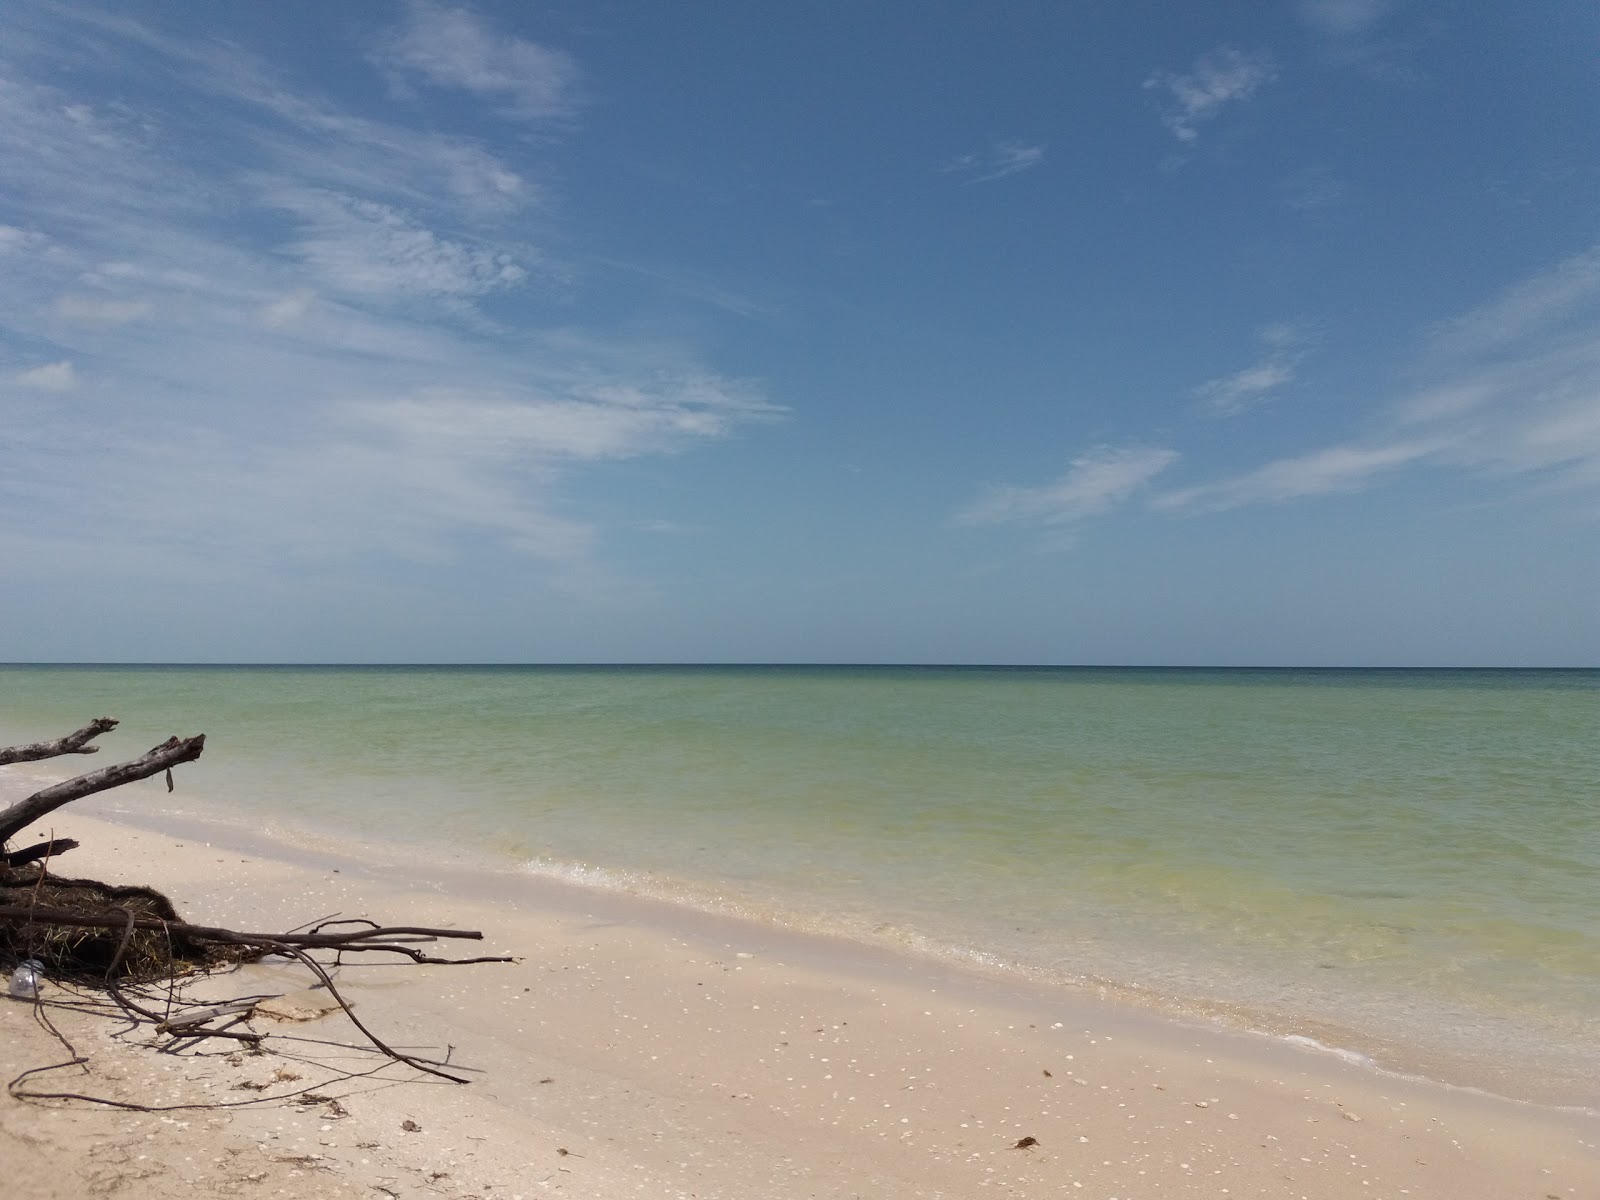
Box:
(0, 718), (118, 765)
(4, 837), (80, 868)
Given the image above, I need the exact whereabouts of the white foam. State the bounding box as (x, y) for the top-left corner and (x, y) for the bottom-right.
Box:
(520, 857), (638, 892)
(1281, 1033), (1378, 1068)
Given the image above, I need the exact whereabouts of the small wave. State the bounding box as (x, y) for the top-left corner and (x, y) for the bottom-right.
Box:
(1280, 1033), (1378, 1068)
(520, 857), (641, 892)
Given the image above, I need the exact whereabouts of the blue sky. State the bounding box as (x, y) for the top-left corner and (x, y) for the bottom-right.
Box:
(1, 1), (1596, 665)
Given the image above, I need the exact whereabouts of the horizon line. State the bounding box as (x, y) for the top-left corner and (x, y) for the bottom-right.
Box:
(1, 662), (1594, 671)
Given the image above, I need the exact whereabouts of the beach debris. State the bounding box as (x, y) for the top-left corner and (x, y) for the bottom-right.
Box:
(8, 957), (43, 999)
(402, 1119), (423, 1133)
(0, 720), (204, 858)
(295, 1092), (350, 1118)
(1012, 1136), (1039, 1150)
(1, 716), (515, 1109)
(255, 989), (346, 1022)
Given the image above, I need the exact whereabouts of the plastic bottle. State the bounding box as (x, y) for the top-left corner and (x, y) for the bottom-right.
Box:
(8, 959), (43, 1000)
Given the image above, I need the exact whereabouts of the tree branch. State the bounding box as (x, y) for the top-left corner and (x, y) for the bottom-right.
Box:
(0, 905), (491, 950)
(0, 718), (119, 766)
(4, 837), (80, 868)
(0, 734), (204, 847)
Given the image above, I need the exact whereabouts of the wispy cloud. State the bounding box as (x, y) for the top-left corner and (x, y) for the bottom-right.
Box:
(1419, 245), (1600, 364)
(942, 141), (1046, 184)
(1298, 0), (1394, 38)
(0, 4), (776, 598)
(1281, 165), (1352, 218)
(958, 446), (1179, 529)
(1297, 0), (1421, 83)
(1161, 244), (1600, 511)
(14, 361), (76, 391)
(1144, 47), (1276, 144)
(270, 188), (532, 304)
(1400, 245), (1600, 489)
(1156, 440), (1442, 512)
(376, 1), (581, 121)
(0, 225), (50, 254)
(1193, 322), (1314, 416)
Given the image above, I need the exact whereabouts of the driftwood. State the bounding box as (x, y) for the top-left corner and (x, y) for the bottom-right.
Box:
(1, 717), (513, 1103)
(0, 717), (119, 766)
(4, 837), (80, 868)
(0, 731), (205, 851)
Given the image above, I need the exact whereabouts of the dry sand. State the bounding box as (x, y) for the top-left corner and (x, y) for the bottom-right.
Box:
(2, 794), (1595, 1199)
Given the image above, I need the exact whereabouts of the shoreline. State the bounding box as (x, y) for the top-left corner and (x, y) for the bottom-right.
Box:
(91, 788), (1600, 1115)
(4, 782), (1598, 1196)
(3, 665), (1596, 1118)
(6, 758), (1596, 1116)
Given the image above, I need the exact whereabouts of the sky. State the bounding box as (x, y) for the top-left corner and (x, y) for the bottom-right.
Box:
(1, 0), (1596, 666)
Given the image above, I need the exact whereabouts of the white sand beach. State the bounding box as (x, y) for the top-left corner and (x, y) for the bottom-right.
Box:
(2, 794), (1596, 1200)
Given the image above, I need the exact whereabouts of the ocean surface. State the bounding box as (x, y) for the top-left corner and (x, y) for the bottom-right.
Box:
(1, 664), (1596, 1106)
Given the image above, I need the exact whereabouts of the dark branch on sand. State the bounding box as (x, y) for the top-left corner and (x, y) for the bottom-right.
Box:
(0, 905), (496, 956)
(3, 837), (81, 868)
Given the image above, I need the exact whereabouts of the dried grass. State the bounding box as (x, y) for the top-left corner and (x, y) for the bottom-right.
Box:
(1, 866), (248, 984)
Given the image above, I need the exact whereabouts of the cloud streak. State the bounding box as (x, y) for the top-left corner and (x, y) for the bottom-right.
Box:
(958, 446), (1179, 528)
(1193, 323), (1314, 416)
(1160, 244), (1600, 512)
(943, 141), (1046, 184)
(1156, 440), (1442, 512)
(0, 3), (776, 598)
(14, 361), (76, 391)
(376, 1), (581, 120)
(1144, 47), (1276, 144)
(1298, 0), (1394, 38)
(271, 188), (532, 303)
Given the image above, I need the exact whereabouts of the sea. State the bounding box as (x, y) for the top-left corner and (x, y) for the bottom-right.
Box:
(1, 664), (1596, 1108)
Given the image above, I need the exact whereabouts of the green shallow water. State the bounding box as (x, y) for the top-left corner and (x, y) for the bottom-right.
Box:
(2, 664), (1596, 1104)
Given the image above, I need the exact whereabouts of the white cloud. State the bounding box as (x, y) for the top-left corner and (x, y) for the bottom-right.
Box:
(1299, 0), (1394, 37)
(1396, 246), (1600, 490)
(272, 189), (530, 302)
(14, 360), (76, 391)
(0, 3), (774, 596)
(348, 373), (777, 465)
(378, 1), (580, 120)
(1281, 165), (1351, 216)
(1195, 361), (1295, 416)
(1162, 244), (1600, 512)
(958, 446), (1179, 528)
(0, 225), (48, 254)
(1194, 323), (1313, 416)
(1421, 246), (1600, 363)
(1156, 440), (1442, 512)
(1144, 47), (1276, 144)
(943, 141), (1046, 184)
(245, 92), (537, 219)
(259, 289), (317, 328)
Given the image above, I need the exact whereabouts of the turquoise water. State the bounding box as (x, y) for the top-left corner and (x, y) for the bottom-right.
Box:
(1, 665), (1596, 1104)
